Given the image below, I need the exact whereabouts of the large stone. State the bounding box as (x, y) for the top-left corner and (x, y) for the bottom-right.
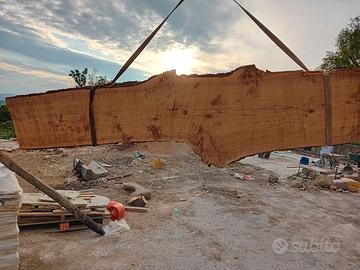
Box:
(73, 158), (83, 174)
(302, 167), (317, 180)
(314, 175), (333, 188)
(80, 161), (108, 181)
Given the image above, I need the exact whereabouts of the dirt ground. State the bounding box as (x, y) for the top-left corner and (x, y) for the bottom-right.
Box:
(9, 142), (360, 270)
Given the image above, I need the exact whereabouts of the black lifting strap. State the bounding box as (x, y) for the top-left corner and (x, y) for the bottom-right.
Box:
(231, 0), (309, 72)
(88, 0), (185, 146)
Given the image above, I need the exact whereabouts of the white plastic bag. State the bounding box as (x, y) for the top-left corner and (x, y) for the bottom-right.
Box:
(103, 219), (130, 236)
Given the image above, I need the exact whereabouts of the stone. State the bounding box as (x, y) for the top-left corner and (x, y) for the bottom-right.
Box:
(314, 175), (334, 188)
(80, 161), (108, 181)
(291, 178), (304, 189)
(134, 151), (145, 160)
(73, 158), (83, 174)
(268, 175), (279, 184)
(302, 167), (317, 180)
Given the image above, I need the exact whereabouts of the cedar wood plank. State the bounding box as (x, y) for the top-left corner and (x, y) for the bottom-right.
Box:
(6, 65), (360, 167)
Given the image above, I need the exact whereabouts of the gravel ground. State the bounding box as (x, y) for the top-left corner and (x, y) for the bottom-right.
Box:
(9, 142), (360, 270)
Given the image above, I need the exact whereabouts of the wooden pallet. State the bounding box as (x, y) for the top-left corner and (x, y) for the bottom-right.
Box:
(18, 190), (110, 232)
(19, 219), (105, 233)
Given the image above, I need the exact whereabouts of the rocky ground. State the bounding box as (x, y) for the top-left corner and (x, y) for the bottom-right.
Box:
(7, 142), (360, 270)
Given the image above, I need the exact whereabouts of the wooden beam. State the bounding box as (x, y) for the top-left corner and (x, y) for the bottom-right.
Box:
(6, 65), (360, 167)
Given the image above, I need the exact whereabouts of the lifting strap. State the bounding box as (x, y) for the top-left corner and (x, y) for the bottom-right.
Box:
(108, 0), (185, 85)
(88, 0), (185, 145)
(231, 0), (309, 72)
(323, 73), (333, 145)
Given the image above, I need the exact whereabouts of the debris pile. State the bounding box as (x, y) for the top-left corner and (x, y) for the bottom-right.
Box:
(290, 166), (360, 193)
(0, 139), (20, 152)
(0, 164), (22, 270)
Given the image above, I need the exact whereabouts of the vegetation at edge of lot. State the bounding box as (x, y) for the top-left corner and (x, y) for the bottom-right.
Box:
(319, 16), (360, 71)
(0, 105), (15, 139)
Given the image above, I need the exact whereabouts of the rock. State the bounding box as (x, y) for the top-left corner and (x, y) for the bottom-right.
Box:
(98, 162), (112, 168)
(234, 172), (253, 181)
(342, 165), (353, 174)
(234, 172), (242, 179)
(134, 151), (145, 160)
(291, 178), (304, 189)
(80, 161), (108, 181)
(302, 167), (317, 180)
(0, 139), (20, 152)
(268, 175), (279, 184)
(123, 182), (151, 200)
(333, 178), (360, 192)
(314, 175), (333, 188)
(73, 158), (83, 174)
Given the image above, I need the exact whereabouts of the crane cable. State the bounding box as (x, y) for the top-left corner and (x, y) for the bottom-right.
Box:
(89, 0), (185, 146)
(108, 0), (185, 86)
(231, 0), (309, 72)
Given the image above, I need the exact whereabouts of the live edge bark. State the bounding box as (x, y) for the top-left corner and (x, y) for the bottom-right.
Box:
(6, 65), (360, 167)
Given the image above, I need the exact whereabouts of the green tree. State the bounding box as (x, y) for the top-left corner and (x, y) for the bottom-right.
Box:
(68, 68), (108, 87)
(0, 105), (15, 139)
(68, 68), (88, 87)
(87, 70), (108, 87)
(319, 16), (360, 71)
(0, 105), (12, 122)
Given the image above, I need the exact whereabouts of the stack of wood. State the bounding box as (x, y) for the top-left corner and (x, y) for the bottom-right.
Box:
(0, 164), (22, 270)
(18, 190), (111, 232)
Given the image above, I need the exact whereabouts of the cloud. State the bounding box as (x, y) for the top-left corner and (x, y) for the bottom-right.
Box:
(0, 0), (359, 95)
(0, 62), (71, 82)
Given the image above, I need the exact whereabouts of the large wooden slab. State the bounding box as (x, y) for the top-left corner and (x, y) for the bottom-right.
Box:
(7, 65), (360, 167)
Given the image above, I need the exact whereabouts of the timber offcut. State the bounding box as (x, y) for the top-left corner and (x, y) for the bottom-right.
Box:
(6, 65), (360, 167)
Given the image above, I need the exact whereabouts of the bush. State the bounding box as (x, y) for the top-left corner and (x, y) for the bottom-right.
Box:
(0, 105), (15, 139)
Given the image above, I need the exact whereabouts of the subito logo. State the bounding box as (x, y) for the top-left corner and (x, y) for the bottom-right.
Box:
(272, 238), (288, 254)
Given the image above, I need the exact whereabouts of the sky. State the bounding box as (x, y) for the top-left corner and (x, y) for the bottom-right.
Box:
(0, 0), (359, 95)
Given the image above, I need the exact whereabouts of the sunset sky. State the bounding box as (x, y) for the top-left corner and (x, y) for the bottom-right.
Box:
(0, 0), (359, 95)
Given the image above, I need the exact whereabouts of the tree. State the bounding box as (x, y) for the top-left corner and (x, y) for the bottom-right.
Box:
(0, 105), (15, 139)
(86, 70), (108, 87)
(319, 16), (360, 71)
(68, 68), (88, 87)
(68, 68), (108, 87)
(0, 105), (12, 122)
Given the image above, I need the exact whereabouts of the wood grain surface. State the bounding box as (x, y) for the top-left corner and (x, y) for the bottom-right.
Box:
(7, 65), (360, 167)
